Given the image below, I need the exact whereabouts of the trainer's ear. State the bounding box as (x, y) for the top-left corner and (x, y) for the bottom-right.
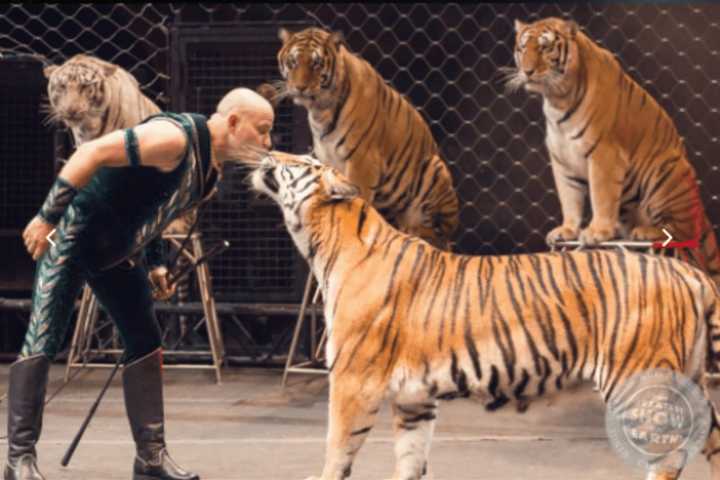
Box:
(278, 28), (292, 44)
(43, 65), (58, 78)
(322, 168), (359, 201)
(328, 30), (345, 49)
(514, 19), (526, 32)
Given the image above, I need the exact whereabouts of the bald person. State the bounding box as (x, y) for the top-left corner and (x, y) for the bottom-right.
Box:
(9, 88), (274, 480)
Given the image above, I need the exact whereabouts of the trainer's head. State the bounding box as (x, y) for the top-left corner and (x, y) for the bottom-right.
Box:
(209, 87), (275, 165)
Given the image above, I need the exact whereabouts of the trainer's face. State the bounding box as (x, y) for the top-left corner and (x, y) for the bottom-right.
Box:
(229, 108), (274, 151)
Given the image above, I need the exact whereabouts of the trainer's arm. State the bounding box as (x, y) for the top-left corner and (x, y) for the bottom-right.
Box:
(23, 121), (187, 260)
(58, 120), (188, 188)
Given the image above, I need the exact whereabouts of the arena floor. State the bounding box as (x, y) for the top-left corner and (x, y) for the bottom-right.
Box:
(0, 364), (715, 480)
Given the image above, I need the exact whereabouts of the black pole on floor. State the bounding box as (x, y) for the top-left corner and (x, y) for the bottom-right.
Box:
(60, 356), (122, 467)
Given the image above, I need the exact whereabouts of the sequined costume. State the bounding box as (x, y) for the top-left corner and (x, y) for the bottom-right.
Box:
(21, 112), (216, 360)
(5, 112), (216, 480)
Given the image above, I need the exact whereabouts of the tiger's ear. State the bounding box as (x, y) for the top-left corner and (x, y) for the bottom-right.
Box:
(322, 169), (359, 201)
(563, 19), (579, 39)
(328, 30), (345, 49)
(256, 83), (279, 108)
(43, 65), (58, 78)
(98, 61), (117, 77)
(278, 28), (292, 44)
(514, 19), (527, 32)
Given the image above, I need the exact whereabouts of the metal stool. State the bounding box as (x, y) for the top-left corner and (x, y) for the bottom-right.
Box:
(281, 272), (327, 388)
(65, 232), (225, 384)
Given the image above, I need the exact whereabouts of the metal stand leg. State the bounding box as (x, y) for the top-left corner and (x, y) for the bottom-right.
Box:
(281, 272), (327, 389)
(65, 233), (225, 384)
(191, 234), (225, 384)
(65, 285), (99, 381)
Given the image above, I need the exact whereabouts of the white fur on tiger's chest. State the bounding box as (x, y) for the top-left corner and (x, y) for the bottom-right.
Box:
(71, 117), (104, 146)
(72, 126), (96, 146)
(311, 131), (347, 174)
(543, 106), (590, 178)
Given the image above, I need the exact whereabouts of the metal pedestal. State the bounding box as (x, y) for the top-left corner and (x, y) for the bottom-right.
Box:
(65, 233), (225, 384)
(281, 272), (326, 388)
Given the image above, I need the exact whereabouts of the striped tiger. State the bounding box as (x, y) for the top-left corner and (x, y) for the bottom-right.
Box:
(276, 27), (459, 249)
(241, 149), (720, 480)
(505, 17), (720, 286)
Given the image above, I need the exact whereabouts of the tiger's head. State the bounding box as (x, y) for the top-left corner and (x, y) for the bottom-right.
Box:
(43, 54), (117, 133)
(508, 17), (581, 97)
(277, 27), (345, 109)
(243, 149), (359, 255)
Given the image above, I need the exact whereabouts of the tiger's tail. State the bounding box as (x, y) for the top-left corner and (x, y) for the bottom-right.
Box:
(704, 279), (720, 376)
(700, 225), (720, 288)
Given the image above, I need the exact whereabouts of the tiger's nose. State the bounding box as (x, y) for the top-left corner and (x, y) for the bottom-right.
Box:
(524, 68), (536, 77)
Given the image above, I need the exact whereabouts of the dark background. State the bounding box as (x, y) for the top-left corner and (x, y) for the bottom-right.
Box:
(0, 3), (718, 358)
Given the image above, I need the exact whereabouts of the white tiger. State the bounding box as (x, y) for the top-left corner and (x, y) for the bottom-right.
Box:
(44, 53), (160, 145)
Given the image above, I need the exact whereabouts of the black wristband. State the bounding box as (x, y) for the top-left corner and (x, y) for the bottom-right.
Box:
(37, 177), (78, 225)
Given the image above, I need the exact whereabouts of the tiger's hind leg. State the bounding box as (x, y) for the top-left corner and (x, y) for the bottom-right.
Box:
(629, 225), (664, 241)
(389, 399), (438, 480)
(703, 403), (720, 479)
(644, 469), (683, 480)
(643, 449), (686, 480)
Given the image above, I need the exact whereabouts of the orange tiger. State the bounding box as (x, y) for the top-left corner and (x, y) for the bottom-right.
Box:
(276, 27), (459, 249)
(239, 149), (720, 480)
(506, 17), (720, 286)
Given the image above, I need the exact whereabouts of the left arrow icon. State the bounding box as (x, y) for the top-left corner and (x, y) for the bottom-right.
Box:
(46, 228), (56, 247)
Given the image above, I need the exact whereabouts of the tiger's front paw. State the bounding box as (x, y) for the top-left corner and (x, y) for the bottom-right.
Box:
(630, 225), (664, 241)
(304, 477), (323, 480)
(546, 224), (580, 246)
(579, 224), (615, 246)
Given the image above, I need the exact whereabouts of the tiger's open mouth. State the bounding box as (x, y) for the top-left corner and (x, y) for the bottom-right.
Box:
(261, 168), (280, 194)
(62, 113), (85, 124)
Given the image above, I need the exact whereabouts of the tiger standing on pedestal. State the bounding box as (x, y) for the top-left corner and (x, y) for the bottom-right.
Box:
(276, 27), (459, 249)
(505, 17), (720, 285)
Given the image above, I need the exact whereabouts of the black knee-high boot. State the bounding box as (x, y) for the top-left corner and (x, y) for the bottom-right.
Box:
(122, 349), (199, 480)
(4, 354), (50, 480)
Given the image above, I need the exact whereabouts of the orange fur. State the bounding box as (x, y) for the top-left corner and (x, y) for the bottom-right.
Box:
(278, 27), (459, 249)
(247, 150), (720, 480)
(510, 17), (720, 286)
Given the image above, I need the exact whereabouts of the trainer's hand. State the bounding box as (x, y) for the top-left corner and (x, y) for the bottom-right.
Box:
(22, 216), (55, 261)
(149, 266), (176, 301)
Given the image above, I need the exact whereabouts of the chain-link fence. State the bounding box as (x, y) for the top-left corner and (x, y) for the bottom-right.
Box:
(1, 2), (718, 291)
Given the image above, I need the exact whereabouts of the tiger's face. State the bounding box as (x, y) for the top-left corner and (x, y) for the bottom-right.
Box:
(44, 55), (116, 133)
(277, 27), (344, 108)
(248, 150), (359, 255)
(512, 17), (580, 96)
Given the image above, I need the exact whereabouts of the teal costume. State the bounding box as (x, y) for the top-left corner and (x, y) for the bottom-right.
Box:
(5, 112), (216, 480)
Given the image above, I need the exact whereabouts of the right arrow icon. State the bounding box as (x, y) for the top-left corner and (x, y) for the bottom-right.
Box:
(662, 228), (673, 247)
